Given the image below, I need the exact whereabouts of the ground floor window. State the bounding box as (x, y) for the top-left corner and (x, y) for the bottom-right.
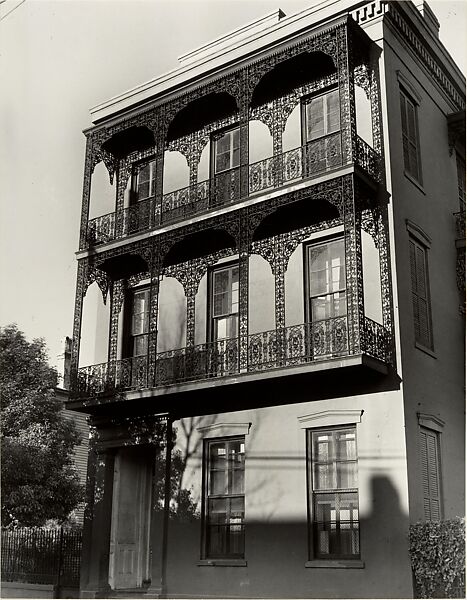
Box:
(203, 437), (245, 559)
(308, 426), (360, 559)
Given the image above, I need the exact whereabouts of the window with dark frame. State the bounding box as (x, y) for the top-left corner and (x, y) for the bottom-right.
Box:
(213, 128), (240, 174)
(210, 264), (239, 342)
(133, 159), (156, 202)
(308, 426), (360, 560)
(203, 437), (245, 559)
(400, 89), (422, 183)
(128, 288), (150, 357)
(409, 237), (433, 350)
(419, 427), (442, 521)
(303, 89), (340, 142)
(305, 238), (347, 356)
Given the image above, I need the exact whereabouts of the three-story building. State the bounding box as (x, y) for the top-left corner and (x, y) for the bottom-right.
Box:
(67, 1), (465, 597)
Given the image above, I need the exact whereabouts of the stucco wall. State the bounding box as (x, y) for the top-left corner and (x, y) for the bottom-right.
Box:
(381, 16), (465, 522)
(162, 391), (412, 599)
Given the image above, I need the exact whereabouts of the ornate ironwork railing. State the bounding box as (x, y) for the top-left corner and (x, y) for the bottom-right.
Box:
(355, 136), (381, 182)
(362, 317), (391, 363)
(85, 133), (381, 246)
(74, 317), (390, 398)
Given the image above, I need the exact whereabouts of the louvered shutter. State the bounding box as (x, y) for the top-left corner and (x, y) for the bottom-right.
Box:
(400, 91), (421, 181)
(409, 239), (432, 348)
(420, 428), (441, 520)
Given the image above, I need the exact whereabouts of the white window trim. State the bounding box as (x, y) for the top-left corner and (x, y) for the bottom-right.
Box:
(197, 422), (251, 439)
(406, 219), (432, 248)
(298, 409), (363, 429)
(417, 412), (445, 433)
(396, 71), (422, 105)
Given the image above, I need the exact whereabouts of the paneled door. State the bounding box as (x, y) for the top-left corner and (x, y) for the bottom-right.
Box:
(109, 446), (152, 590)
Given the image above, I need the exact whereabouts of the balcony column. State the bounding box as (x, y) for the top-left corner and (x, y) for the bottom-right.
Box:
(369, 53), (384, 163)
(239, 70), (250, 199)
(336, 22), (357, 166)
(343, 175), (364, 354)
(80, 437), (116, 598)
(107, 279), (125, 387)
(114, 161), (131, 239)
(148, 252), (162, 387)
(79, 136), (95, 250)
(238, 213), (250, 371)
(153, 129), (165, 227)
(70, 260), (88, 392)
(377, 205), (396, 364)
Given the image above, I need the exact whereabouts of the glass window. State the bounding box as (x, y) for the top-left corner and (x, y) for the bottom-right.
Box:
(204, 437), (245, 559)
(134, 159), (156, 201)
(409, 237), (433, 350)
(130, 289), (149, 356)
(308, 427), (360, 560)
(307, 239), (346, 322)
(305, 90), (340, 142)
(400, 90), (422, 183)
(214, 129), (240, 174)
(211, 265), (239, 341)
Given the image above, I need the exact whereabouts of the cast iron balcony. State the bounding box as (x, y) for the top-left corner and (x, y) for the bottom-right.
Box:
(73, 317), (390, 399)
(86, 134), (381, 246)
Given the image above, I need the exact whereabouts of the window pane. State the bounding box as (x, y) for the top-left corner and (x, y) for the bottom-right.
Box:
(326, 90), (340, 133)
(133, 335), (148, 357)
(307, 97), (325, 140)
(314, 463), (335, 490)
(337, 461), (357, 488)
(210, 443), (227, 469)
(337, 431), (356, 460)
(214, 292), (229, 317)
(210, 470), (227, 496)
(214, 269), (229, 294)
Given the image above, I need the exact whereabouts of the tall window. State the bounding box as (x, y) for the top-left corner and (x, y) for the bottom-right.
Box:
(129, 288), (149, 356)
(304, 89), (340, 142)
(203, 437), (245, 559)
(409, 237), (433, 349)
(214, 128), (240, 174)
(307, 239), (346, 321)
(400, 90), (422, 183)
(133, 159), (156, 202)
(308, 427), (360, 560)
(210, 264), (239, 341)
(420, 427), (442, 521)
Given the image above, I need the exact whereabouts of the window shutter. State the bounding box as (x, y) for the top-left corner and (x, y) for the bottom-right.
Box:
(420, 429), (441, 521)
(409, 238), (432, 348)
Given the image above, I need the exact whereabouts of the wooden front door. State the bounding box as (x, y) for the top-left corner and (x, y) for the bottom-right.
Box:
(109, 446), (152, 590)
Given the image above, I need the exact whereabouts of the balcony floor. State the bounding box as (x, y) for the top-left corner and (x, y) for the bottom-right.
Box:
(66, 352), (396, 418)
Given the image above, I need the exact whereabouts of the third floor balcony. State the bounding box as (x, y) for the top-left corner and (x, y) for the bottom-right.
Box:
(80, 16), (383, 252)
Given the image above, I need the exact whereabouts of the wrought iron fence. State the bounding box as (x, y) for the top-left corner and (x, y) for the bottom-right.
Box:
(1, 527), (82, 588)
(85, 134), (381, 246)
(74, 317), (390, 397)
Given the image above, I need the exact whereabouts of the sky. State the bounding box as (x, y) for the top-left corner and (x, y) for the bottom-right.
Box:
(0, 0), (465, 370)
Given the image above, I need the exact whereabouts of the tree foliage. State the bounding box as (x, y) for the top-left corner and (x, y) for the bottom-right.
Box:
(409, 518), (465, 598)
(0, 324), (84, 526)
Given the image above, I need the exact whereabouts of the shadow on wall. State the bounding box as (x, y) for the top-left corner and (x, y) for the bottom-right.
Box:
(166, 469), (413, 598)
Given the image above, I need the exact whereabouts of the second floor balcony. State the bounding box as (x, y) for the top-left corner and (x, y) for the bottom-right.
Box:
(74, 316), (390, 400)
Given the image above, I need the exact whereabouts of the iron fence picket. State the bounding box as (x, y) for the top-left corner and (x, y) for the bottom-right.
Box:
(1, 527), (82, 588)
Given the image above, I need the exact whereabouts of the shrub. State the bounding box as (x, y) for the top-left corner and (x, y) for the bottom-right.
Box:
(409, 518), (465, 598)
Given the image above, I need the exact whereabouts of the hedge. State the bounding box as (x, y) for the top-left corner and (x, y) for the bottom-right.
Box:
(409, 518), (465, 598)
